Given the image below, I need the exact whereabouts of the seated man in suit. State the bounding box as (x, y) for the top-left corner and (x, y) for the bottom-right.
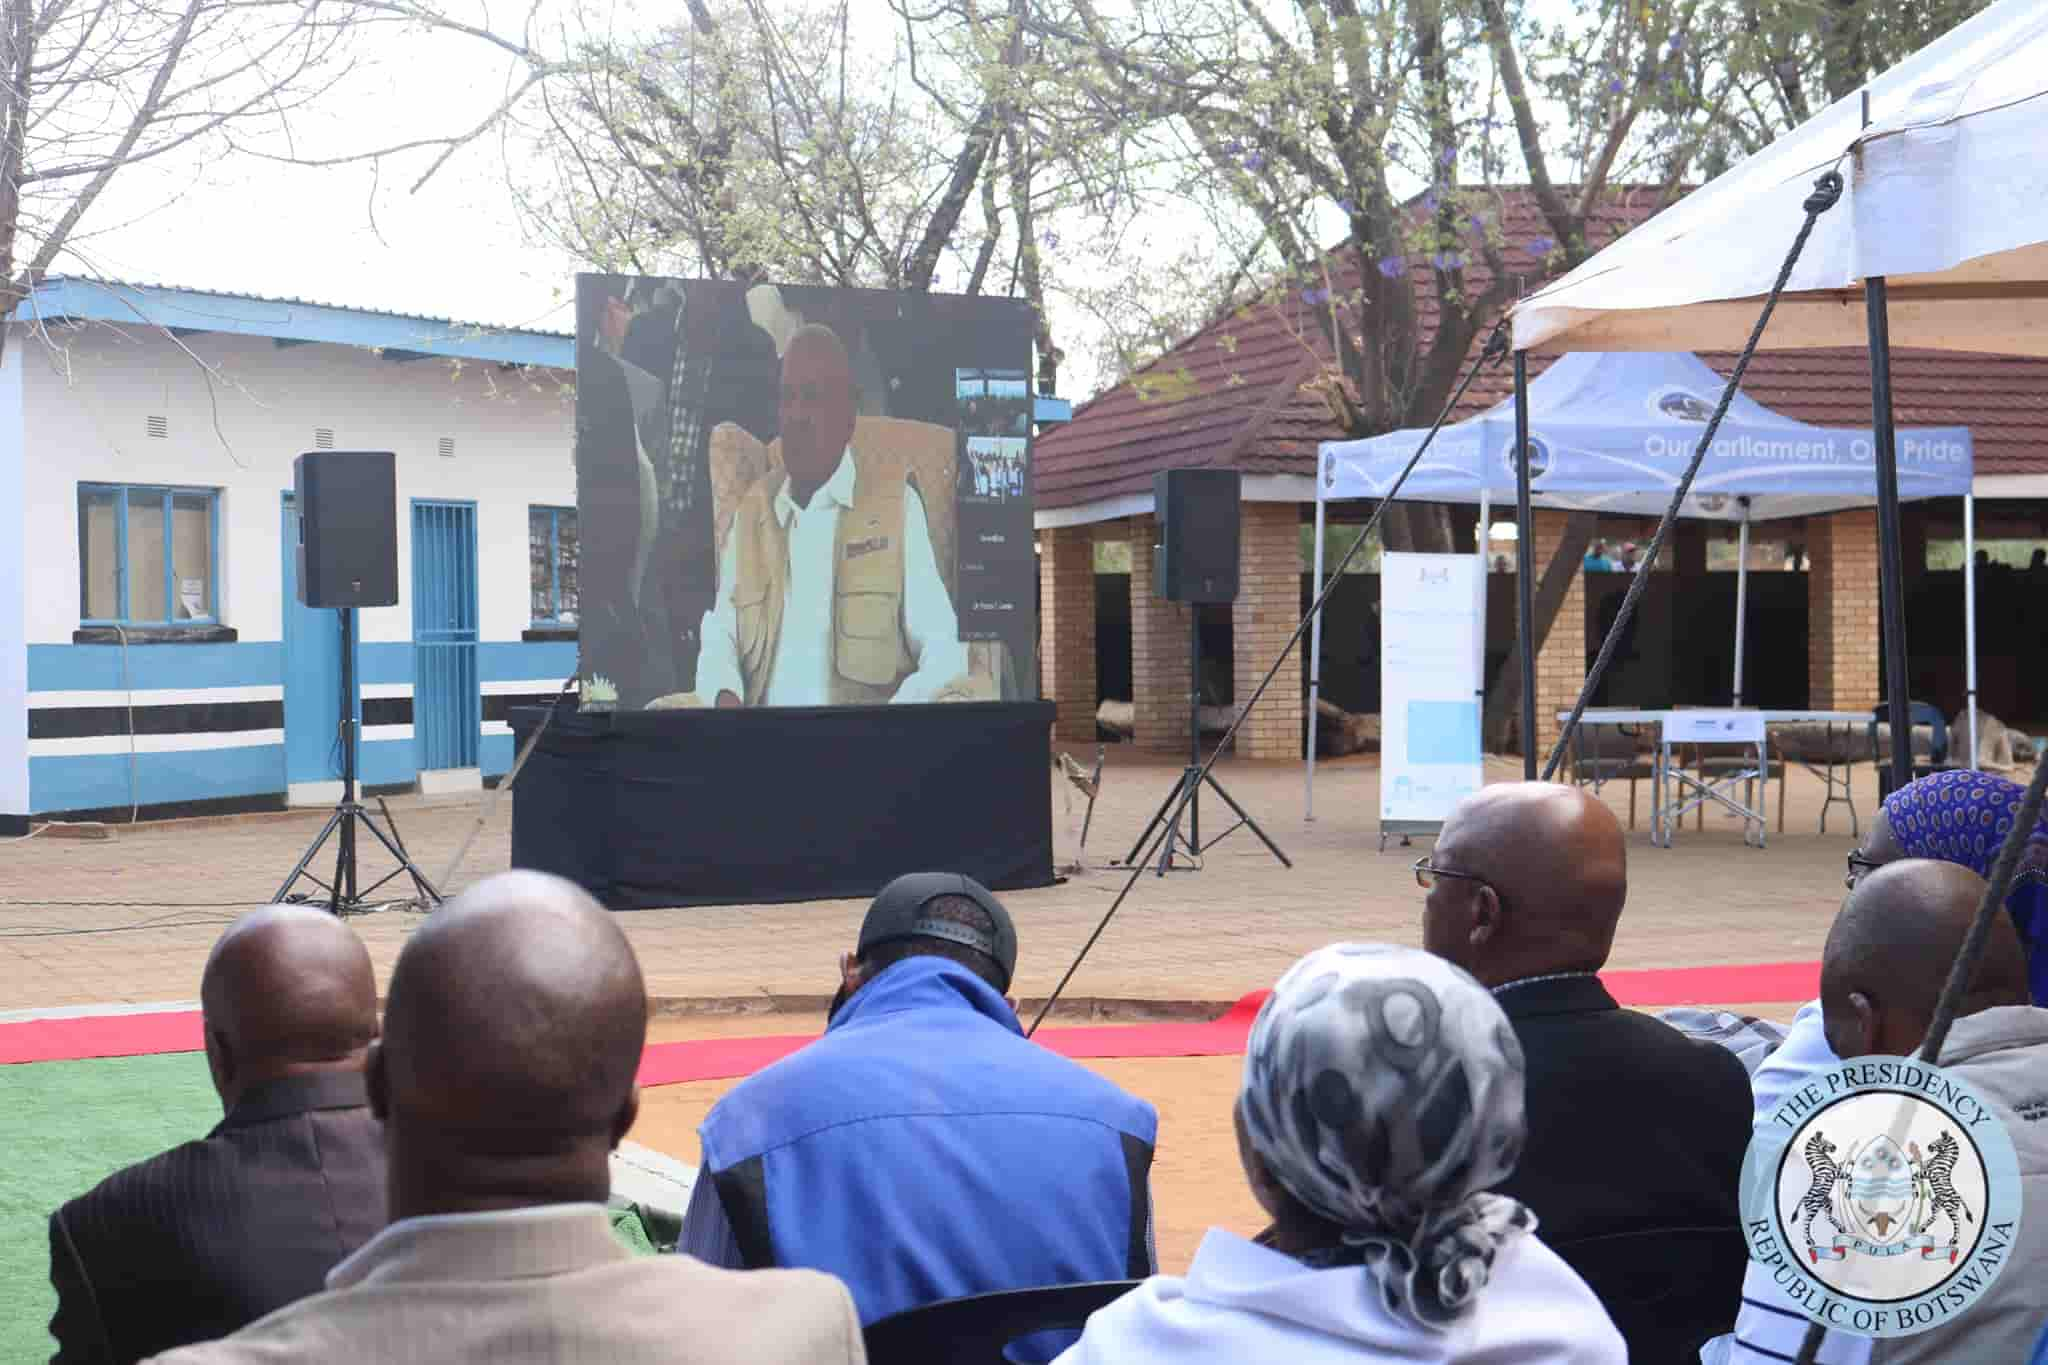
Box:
(49, 907), (387, 1363)
(152, 870), (862, 1364)
(1722, 860), (2048, 1365)
(1418, 784), (1751, 1343)
(691, 323), (971, 707)
(679, 874), (1157, 1358)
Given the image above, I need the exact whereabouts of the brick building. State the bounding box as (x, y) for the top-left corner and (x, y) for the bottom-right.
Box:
(1035, 187), (2048, 758)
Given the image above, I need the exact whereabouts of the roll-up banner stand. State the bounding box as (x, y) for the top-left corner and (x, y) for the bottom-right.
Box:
(1379, 552), (1485, 849)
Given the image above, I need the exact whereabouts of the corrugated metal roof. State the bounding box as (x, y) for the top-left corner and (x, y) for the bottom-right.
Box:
(13, 276), (574, 369)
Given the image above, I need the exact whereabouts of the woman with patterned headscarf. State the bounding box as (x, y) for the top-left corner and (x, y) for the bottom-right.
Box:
(1852, 769), (2048, 1001)
(1052, 945), (1623, 1364)
(1752, 768), (2048, 1123)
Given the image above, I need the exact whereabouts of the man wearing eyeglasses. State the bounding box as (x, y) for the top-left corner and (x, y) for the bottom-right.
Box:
(1417, 783), (1752, 1357)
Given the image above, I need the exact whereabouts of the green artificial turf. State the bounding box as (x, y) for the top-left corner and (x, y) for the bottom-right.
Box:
(0, 1051), (663, 1363)
(0, 1051), (220, 1364)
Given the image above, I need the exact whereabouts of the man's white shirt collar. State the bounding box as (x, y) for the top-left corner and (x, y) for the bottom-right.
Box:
(774, 448), (857, 528)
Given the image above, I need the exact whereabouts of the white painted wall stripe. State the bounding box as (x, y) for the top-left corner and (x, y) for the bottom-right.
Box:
(481, 678), (577, 696)
(360, 683), (413, 700)
(28, 685), (284, 708)
(29, 728), (285, 758)
(480, 720), (514, 737)
(361, 725), (415, 743)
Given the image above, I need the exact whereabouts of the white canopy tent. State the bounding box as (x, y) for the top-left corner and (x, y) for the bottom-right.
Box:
(1500, 0), (2045, 795)
(1305, 351), (1974, 813)
(1511, 0), (2048, 358)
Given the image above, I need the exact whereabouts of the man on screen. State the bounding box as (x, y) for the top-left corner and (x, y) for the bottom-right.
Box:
(693, 323), (970, 707)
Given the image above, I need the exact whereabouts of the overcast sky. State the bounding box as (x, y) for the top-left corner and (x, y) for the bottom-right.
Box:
(61, 13), (587, 336)
(55, 0), (1565, 399)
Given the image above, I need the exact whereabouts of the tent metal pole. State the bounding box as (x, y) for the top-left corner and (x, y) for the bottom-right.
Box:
(1514, 350), (1537, 781)
(1866, 275), (1914, 797)
(1477, 488), (1491, 728)
(1857, 93), (1913, 798)
(1306, 477), (1328, 819)
(1733, 498), (1751, 705)
(1965, 492), (1979, 770)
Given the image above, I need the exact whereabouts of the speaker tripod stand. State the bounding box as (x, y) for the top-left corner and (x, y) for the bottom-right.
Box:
(275, 608), (443, 915)
(1121, 610), (1291, 874)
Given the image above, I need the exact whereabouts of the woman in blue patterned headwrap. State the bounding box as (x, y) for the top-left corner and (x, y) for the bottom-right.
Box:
(1850, 769), (2048, 1004)
(1052, 945), (1624, 1364)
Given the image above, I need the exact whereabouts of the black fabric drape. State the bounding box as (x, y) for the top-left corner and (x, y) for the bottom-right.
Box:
(509, 702), (1057, 909)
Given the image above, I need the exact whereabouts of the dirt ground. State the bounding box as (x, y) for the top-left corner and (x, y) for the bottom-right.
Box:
(0, 749), (1871, 1012)
(634, 1013), (1265, 1273)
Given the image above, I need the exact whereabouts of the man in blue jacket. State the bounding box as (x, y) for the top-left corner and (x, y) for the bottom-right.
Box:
(677, 872), (1158, 1331)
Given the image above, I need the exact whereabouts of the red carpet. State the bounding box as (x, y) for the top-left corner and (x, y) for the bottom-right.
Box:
(0, 1010), (205, 1065)
(632, 993), (1279, 1086)
(1603, 959), (1818, 1006)
(2, 960), (1820, 1075)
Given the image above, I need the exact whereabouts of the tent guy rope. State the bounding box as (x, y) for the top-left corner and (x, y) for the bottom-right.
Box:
(1025, 320), (1513, 1037)
(1540, 170), (1844, 781)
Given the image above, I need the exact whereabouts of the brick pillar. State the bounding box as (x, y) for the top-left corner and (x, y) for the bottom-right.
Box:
(1808, 508), (1881, 710)
(1037, 526), (1097, 741)
(1129, 514), (1193, 752)
(1531, 510), (1586, 764)
(1232, 502), (1303, 759)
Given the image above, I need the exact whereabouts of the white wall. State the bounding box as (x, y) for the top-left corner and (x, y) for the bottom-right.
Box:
(18, 326), (577, 646)
(0, 341), (25, 816)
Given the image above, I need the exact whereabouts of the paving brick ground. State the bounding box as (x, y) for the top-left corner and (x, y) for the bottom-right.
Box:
(0, 745), (1882, 1014)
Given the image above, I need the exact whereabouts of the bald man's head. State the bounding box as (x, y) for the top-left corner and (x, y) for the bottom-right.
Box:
(1821, 859), (2029, 1060)
(199, 906), (377, 1111)
(1423, 783), (1627, 986)
(369, 871), (646, 1218)
(779, 323), (857, 499)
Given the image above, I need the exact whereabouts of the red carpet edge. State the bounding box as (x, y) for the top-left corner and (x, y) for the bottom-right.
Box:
(0, 960), (1818, 1075)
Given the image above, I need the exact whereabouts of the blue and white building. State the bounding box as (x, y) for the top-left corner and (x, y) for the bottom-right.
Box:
(0, 279), (581, 832)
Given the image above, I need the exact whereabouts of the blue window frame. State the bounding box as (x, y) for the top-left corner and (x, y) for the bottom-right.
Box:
(529, 505), (579, 624)
(78, 483), (220, 625)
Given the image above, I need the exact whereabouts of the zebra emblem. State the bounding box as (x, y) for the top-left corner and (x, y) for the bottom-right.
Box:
(1797, 1131), (1846, 1256)
(1911, 1133), (1975, 1253)
(1794, 1127), (1977, 1266)
(1742, 1061), (2020, 1338)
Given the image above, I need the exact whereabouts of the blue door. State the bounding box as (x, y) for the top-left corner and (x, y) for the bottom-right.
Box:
(281, 494), (357, 791)
(412, 500), (480, 770)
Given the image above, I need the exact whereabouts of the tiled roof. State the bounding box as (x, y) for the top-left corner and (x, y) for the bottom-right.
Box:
(1036, 186), (2048, 513)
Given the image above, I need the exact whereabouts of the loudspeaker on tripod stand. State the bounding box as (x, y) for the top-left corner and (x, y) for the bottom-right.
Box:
(276, 450), (440, 914)
(1121, 468), (1289, 873)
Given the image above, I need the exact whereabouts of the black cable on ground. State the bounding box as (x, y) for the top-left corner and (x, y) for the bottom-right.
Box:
(0, 916), (244, 939)
(1541, 169), (1844, 781)
(1026, 319), (1514, 1036)
(0, 899), (285, 910)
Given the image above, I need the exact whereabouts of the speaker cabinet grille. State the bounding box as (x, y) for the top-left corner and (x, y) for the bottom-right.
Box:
(1153, 468), (1241, 603)
(292, 451), (398, 608)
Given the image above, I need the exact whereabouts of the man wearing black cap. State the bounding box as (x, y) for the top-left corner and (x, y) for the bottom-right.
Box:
(677, 873), (1158, 1352)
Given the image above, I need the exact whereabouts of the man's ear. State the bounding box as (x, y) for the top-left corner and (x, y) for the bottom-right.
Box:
(611, 1087), (641, 1150)
(206, 1029), (236, 1106)
(1469, 885), (1503, 949)
(366, 1040), (389, 1122)
(1829, 990), (1881, 1058)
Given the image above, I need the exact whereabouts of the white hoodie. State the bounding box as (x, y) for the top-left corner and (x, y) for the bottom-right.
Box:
(1052, 1227), (1624, 1365)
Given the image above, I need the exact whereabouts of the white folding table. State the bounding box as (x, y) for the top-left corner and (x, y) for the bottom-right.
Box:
(1558, 708), (1876, 847)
